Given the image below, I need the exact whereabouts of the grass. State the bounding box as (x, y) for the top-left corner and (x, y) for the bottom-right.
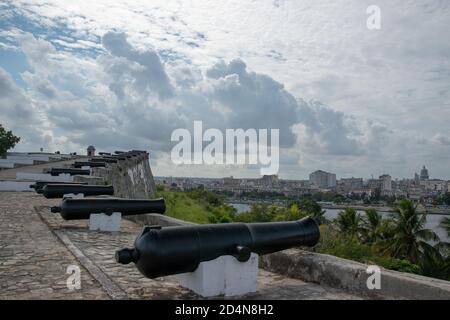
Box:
(157, 190), (235, 224)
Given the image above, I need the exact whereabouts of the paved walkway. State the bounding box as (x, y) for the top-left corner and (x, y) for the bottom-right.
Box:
(0, 192), (362, 300)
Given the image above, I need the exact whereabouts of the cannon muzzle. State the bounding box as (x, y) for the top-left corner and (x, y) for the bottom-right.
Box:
(115, 217), (320, 279)
(51, 198), (166, 220)
(42, 184), (114, 198)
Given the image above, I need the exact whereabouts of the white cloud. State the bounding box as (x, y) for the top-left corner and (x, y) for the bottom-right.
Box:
(0, 1), (449, 178)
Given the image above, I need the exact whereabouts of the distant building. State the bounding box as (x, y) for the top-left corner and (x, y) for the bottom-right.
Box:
(87, 145), (96, 157)
(223, 176), (241, 188)
(379, 174), (392, 195)
(260, 175), (279, 186)
(420, 165), (429, 180)
(414, 172), (420, 185)
(420, 179), (446, 194)
(309, 170), (336, 188)
(339, 178), (363, 193)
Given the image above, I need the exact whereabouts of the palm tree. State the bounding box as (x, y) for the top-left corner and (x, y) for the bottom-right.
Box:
(297, 198), (327, 225)
(361, 208), (383, 243)
(440, 217), (450, 238)
(389, 199), (440, 264)
(335, 208), (362, 238)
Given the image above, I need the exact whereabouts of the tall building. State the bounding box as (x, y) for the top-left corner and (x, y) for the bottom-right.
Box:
(379, 174), (392, 195)
(420, 166), (429, 180)
(309, 170), (336, 188)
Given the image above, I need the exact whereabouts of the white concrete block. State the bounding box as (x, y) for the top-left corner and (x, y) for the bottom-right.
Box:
(89, 212), (121, 232)
(0, 180), (34, 192)
(7, 155), (51, 162)
(15, 172), (73, 182)
(176, 253), (259, 297)
(0, 159), (34, 165)
(0, 163), (15, 169)
(62, 193), (84, 199)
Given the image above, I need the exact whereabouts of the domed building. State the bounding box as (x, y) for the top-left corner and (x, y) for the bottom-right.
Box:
(420, 165), (429, 180)
(87, 145), (96, 157)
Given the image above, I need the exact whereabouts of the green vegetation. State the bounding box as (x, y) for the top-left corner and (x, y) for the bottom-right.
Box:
(157, 187), (450, 280)
(156, 186), (236, 224)
(0, 124), (20, 157)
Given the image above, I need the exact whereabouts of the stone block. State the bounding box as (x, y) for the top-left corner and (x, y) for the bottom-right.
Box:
(89, 212), (121, 232)
(176, 253), (259, 297)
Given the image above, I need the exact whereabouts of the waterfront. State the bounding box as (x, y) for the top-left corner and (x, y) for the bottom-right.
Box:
(229, 203), (450, 243)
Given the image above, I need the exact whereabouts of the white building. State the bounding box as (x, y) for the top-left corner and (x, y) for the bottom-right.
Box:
(379, 174), (392, 195)
(309, 170), (336, 188)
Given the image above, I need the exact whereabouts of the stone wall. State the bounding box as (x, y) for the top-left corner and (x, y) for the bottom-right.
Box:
(74, 152), (156, 199)
(259, 249), (450, 300)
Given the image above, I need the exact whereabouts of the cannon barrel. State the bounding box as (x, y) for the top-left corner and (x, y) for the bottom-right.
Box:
(98, 152), (111, 156)
(115, 217), (320, 279)
(50, 198), (166, 220)
(48, 168), (90, 176)
(30, 181), (88, 192)
(89, 158), (118, 163)
(72, 161), (107, 168)
(42, 184), (114, 198)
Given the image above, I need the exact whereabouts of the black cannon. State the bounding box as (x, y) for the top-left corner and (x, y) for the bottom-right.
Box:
(89, 158), (118, 164)
(109, 156), (127, 161)
(48, 168), (91, 176)
(51, 198), (166, 220)
(30, 181), (88, 192)
(115, 217), (320, 279)
(72, 161), (107, 168)
(99, 152), (111, 156)
(42, 184), (114, 198)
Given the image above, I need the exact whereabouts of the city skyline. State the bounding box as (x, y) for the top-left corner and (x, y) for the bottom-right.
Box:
(1, 1), (449, 179)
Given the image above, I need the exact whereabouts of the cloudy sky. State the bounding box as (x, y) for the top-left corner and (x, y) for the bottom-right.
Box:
(0, 0), (449, 180)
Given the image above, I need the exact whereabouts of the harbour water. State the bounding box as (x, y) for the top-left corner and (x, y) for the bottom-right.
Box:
(229, 203), (449, 242)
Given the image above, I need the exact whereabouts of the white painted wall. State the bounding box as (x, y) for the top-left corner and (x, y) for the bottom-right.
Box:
(0, 180), (33, 192)
(0, 159), (35, 165)
(7, 155), (52, 162)
(0, 163), (15, 169)
(15, 172), (73, 182)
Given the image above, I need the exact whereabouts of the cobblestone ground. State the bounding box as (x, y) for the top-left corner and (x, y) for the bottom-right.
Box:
(0, 192), (108, 299)
(1, 192), (362, 300)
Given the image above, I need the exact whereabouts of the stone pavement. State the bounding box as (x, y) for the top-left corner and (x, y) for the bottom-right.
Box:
(0, 192), (363, 300)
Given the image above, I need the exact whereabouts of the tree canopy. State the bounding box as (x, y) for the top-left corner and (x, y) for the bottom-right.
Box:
(0, 124), (20, 156)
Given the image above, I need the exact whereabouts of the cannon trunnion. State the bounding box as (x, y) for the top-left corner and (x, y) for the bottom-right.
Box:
(116, 217), (320, 279)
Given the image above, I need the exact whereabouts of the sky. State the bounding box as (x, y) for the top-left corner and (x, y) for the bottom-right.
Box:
(0, 0), (449, 180)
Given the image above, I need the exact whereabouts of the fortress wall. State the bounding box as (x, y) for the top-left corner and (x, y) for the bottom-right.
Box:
(73, 152), (157, 199)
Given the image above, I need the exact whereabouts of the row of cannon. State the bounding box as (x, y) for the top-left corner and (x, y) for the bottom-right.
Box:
(30, 150), (320, 280)
(43, 150), (148, 176)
